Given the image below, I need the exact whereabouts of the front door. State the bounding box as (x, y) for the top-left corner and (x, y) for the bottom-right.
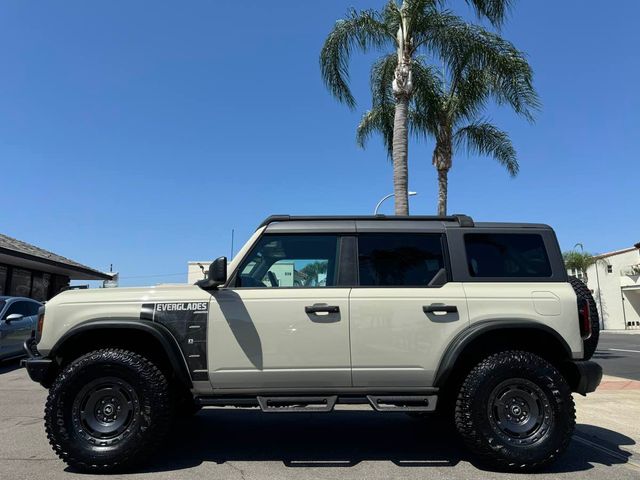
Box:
(209, 233), (351, 390)
(349, 233), (469, 388)
(0, 300), (38, 357)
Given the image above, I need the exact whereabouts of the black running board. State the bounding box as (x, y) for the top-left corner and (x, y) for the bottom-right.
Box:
(367, 395), (437, 412)
(257, 396), (338, 412)
(194, 393), (438, 413)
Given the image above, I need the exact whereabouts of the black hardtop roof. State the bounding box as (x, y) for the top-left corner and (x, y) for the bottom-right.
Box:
(258, 215), (552, 231)
(259, 214), (473, 228)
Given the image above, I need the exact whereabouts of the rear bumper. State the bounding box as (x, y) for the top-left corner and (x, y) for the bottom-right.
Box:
(566, 360), (603, 395)
(20, 336), (54, 388)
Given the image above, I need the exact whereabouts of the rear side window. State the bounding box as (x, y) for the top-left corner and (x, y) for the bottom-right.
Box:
(358, 234), (445, 286)
(465, 233), (551, 278)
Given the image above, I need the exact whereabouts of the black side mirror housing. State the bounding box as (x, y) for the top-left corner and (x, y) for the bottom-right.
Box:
(196, 256), (227, 290)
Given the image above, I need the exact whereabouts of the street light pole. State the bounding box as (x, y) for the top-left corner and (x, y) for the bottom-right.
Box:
(374, 191), (417, 215)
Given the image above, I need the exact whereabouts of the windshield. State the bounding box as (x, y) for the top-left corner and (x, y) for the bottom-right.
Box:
(0, 300), (5, 312)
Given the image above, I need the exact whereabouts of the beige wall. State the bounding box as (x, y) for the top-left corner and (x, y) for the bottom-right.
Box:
(580, 248), (640, 330)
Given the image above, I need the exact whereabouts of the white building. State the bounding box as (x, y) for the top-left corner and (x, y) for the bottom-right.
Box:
(187, 261), (211, 285)
(568, 243), (640, 330)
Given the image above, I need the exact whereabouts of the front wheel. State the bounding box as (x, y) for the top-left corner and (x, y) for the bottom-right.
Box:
(455, 350), (575, 471)
(45, 349), (172, 472)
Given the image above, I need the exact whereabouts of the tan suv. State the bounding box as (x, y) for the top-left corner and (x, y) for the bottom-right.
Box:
(23, 214), (602, 472)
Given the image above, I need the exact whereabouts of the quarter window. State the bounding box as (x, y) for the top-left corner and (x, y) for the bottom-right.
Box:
(357, 234), (445, 287)
(465, 233), (551, 278)
(236, 235), (339, 288)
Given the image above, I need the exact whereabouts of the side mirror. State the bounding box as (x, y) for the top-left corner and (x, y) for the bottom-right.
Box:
(196, 256), (227, 290)
(5, 313), (23, 324)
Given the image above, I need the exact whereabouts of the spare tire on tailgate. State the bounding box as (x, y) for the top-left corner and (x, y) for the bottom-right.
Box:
(568, 276), (600, 360)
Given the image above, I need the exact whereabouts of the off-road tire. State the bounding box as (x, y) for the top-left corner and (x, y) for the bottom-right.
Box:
(45, 349), (172, 473)
(455, 351), (575, 471)
(568, 275), (600, 359)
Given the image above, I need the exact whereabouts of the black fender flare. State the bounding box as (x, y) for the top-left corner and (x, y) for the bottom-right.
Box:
(49, 319), (193, 388)
(433, 320), (573, 387)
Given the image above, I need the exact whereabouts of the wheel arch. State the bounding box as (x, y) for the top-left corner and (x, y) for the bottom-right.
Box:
(434, 320), (573, 389)
(48, 319), (193, 389)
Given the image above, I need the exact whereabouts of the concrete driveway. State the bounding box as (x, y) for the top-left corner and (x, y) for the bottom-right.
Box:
(1, 359), (639, 480)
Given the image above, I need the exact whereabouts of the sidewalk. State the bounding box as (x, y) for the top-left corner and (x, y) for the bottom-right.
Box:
(574, 375), (640, 468)
(601, 330), (640, 335)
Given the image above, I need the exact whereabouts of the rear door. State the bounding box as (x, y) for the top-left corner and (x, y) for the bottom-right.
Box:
(448, 228), (583, 357)
(210, 233), (352, 389)
(349, 232), (470, 388)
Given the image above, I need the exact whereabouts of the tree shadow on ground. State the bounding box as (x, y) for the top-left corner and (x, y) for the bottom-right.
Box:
(121, 410), (633, 474)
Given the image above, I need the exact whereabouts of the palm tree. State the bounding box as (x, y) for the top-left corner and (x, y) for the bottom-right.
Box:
(357, 23), (538, 215)
(320, 0), (514, 215)
(563, 244), (605, 283)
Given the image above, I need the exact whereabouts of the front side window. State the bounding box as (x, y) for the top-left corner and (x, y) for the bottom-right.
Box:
(465, 233), (551, 278)
(358, 233), (445, 286)
(3, 301), (33, 319)
(236, 235), (339, 288)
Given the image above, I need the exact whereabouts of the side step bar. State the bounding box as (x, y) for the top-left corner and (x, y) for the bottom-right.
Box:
(257, 396), (337, 412)
(367, 395), (437, 412)
(194, 393), (438, 413)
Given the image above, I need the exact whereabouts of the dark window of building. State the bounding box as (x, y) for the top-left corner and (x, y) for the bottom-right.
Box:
(9, 269), (32, 297)
(358, 234), (445, 286)
(236, 235), (339, 288)
(465, 233), (552, 278)
(0, 265), (7, 296)
(31, 273), (50, 302)
(607, 265), (613, 274)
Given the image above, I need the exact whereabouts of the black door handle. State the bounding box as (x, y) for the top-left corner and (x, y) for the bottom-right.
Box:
(305, 304), (340, 314)
(423, 304), (458, 314)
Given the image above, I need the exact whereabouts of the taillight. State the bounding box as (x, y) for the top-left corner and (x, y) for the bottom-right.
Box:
(578, 298), (591, 340)
(36, 306), (45, 340)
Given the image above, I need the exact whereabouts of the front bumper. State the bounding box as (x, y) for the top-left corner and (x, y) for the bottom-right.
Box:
(20, 335), (54, 387)
(566, 360), (603, 395)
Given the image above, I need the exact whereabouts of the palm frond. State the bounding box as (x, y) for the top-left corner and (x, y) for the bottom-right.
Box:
(356, 103), (395, 159)
(320, 8), (394, 109)
(428, 19), (539, 121)
(454, 121), (518, 176)
(464, 0), (513, 27)
(370, 53), (397, 108)
(410, 57), (443, 137)
(380, 0), (402, 34)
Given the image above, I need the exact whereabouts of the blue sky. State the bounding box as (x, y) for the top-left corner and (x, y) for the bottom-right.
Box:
(1, 1), (638, 286)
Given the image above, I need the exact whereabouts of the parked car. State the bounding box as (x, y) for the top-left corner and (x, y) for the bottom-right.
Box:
(0, 296), (41, 361)
(23, 214), (602, 472)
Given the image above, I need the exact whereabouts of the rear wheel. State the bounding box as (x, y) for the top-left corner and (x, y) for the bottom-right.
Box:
(455, 350), (575, 471)
(45, 349), (172, 472)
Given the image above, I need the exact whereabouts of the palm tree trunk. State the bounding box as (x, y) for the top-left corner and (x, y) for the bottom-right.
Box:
(432, 134), (452, 216)
(437, 167), (448, 216)
(392, 96), (409, 215)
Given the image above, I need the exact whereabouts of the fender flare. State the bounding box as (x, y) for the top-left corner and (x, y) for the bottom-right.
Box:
(49, 319), (193, 388)
(433, 320), (573, 387)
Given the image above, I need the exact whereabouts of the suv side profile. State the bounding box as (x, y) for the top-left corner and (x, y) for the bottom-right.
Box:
(23, 215), (602, 472)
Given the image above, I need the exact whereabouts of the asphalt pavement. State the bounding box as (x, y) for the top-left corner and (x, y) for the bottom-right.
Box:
(593, 332), (640, 381)
(1, 354), (640, 480)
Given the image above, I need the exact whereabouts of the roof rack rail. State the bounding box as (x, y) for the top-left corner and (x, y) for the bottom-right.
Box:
(257, 214), (474, 229)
